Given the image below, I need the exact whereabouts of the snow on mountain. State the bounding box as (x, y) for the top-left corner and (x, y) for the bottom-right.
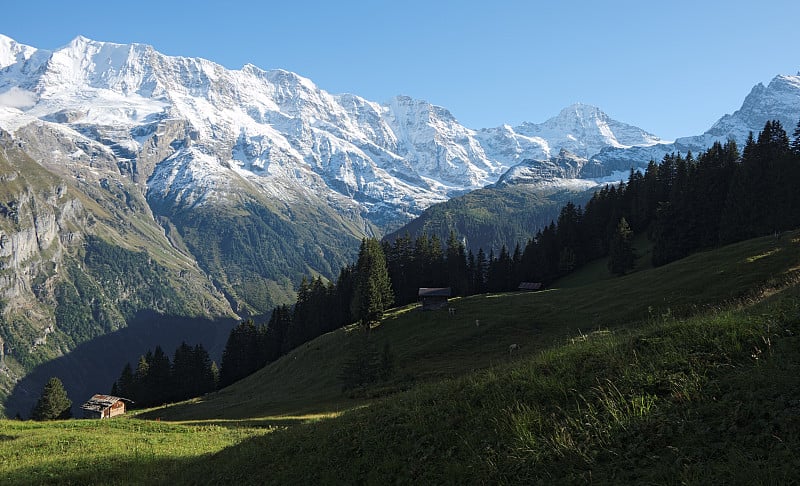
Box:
(494, 149), (588, 187)
(592, 73), (800, 175)
(675, 74), (800, 150)
(0, 34), (37, 69)
(519, 103), (664, 157)
(0, 35), (664, 227)
(3, 34), (796, 230)
(475, 103), (664, 167)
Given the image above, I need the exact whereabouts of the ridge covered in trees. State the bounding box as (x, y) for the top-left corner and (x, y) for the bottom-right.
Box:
(138, 119), (800, 395)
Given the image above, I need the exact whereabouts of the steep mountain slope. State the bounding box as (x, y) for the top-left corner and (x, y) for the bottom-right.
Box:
(0, 34), (667, 315)
(2, 33), (799, 418)
(384, 182), (596, 253)
(594, 73), (800, 173)
(0, 124), (234, 411)
(392, 74), (800, 250)
(475, 103), (663, 165)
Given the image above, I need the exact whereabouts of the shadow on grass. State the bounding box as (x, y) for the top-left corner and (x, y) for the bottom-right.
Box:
(1, 455), (198, 486)
(4, 311), (237, 419)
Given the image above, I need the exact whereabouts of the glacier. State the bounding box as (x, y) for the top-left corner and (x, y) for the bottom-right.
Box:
(1, 34), (798, 229)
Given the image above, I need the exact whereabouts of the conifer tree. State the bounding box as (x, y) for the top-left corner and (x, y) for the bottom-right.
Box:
(193, 344), (218, 396)
(445, 230), (468, 296)
(264, 304), (292, 362)
(473, 248), (488, 294)
(132, 353), (151, 405)
(147, 346), (172, 405)
(31, 377), (72, 421)
(351, 238), (394, 331)
(112, 362), (135, 399)
(608, 217), (635, 275)
(792, 117), (800, 155)
(220, 320), (262, 387)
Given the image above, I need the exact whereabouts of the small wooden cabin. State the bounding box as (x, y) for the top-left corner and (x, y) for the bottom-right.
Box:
(418, 287), (452, 311)
(81, 394), (126, 419)
(518, 282), (543, 291)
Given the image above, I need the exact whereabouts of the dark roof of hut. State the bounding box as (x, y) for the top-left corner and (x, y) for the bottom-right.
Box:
(418, 287), (452, 297)
(80, 394), (125, 412)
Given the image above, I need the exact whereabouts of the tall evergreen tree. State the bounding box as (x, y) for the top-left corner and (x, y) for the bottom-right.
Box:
(220, 320), (262, 387)
(473, 248), (488, 294)
(132, 353), (151, 406)
(112, 362), (135, 400)
(608, 217), (635, 275)
(350, 238), (394, 331)
(264, 304), (292, 362)
(31, 377), (72, 421)
(792, 117), (800, 155)
(147, 346), (172, 405)
(445, 230), (469, 296)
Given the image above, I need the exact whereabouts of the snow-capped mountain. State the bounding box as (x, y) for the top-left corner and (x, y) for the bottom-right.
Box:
(593, 73), (800, 173)
(476, 103), (663, 165)
(0, 35), (666, 227)
(1, 33), (799, 322)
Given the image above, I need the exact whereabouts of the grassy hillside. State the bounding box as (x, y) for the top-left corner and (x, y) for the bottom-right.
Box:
(385, 183), (596, 252)
(1, 230), (798, 484)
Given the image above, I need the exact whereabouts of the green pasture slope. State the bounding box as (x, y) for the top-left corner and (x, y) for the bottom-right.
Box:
(2, 230), (799, 484)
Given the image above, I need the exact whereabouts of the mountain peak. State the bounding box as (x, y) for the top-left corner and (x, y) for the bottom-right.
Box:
(559, 102), (604, 116)
(0, 34), (37, 69)
(68, 34), (92, 46)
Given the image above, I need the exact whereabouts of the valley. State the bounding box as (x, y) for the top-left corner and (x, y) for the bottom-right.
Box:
(1, 229), (798, 483)
(0, 30), (799, 484)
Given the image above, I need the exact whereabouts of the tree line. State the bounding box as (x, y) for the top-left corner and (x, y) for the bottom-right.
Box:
(111, 118), (800, 400)
(111, 342), (218, 408)
(202, 238), (394, 391)
(382, 118), (800, 300)
(216, 118), (800, 390)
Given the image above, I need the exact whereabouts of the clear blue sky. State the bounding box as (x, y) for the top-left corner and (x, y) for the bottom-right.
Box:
(2, 0), (798, 140)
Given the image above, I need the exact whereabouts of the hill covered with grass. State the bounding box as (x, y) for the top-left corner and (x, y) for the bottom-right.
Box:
(1, 230), (799, 484)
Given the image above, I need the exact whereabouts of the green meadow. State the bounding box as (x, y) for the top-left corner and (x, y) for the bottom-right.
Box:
(2, 230), (799, 484)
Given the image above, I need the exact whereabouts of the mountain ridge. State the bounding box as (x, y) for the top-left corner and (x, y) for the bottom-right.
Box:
(1, 34), (800, 417)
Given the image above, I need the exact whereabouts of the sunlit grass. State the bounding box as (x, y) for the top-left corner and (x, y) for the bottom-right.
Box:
(746, 248), (782, 262)
(2, 229), (799, 484)
(0, 417), (272, 485)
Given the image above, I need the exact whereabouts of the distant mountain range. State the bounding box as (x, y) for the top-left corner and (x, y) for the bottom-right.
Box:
(0, 34), (799, 416)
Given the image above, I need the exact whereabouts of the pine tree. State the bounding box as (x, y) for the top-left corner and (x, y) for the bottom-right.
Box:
(792, 117), (800, 155)
(31, 377), (72, 421)
(608, 217), (635, 275)
(113, 362), (135, 399)
(210, 361), (220, 390)
(445, 230), (468, 296)
(220, 320), (262, 387)
(193, 344), (218, 396)
(171, 342), (195, 401)
(264, 304), (292, 362)
(132, 353), (151, 406)
(350, 238), (394, 330)
(148, 346), (172, 405)
(474, 248), (488, 294)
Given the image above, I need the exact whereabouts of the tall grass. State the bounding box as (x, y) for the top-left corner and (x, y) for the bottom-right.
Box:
(0, 418), (272, 485)
(1, 230), (798, 484)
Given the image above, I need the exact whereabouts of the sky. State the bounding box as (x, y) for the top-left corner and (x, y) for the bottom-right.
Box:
(1, 0), (798, 140)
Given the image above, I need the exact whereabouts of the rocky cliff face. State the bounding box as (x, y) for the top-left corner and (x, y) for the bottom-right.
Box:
(0, 125), (233, 409)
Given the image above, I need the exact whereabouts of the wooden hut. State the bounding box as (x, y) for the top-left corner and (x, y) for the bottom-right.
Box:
(418, 287), (452, 311)
(81, 394), (127, 419)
